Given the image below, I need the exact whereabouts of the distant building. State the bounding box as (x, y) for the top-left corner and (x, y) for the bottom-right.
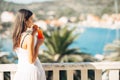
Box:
(58, 16), (68, 26)
(0, 11), (15, 22)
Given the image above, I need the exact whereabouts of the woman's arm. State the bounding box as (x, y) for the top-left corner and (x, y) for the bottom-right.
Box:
(33, 38), (44, 61)
(27, 34), (38, 64)
(35, 38), (44, 47)
(27, 34), (44, 64)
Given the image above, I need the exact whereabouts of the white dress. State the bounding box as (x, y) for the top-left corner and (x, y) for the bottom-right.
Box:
(13, 47), (46, 80)
(13, 44), (46, 80)
(13, 28), (46, 80)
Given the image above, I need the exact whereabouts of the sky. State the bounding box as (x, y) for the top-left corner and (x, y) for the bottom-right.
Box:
(5, 0), (55, 4)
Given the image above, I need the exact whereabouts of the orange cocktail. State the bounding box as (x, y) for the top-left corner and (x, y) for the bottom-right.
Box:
(33, 25), (44, 39)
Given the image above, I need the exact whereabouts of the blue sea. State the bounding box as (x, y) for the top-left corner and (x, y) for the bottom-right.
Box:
(69, 27), (117, 55)
(1, 27), (119, 56)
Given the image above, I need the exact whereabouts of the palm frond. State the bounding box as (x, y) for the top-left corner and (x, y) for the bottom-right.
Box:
(42, 26), (92, 63)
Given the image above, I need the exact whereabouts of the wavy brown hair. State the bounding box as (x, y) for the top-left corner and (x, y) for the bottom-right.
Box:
(12, 9), (33, 51)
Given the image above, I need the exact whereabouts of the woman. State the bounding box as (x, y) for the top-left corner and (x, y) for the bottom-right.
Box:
(12, 9), (46, 80)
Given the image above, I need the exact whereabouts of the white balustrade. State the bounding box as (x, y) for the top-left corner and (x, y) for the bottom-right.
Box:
(0, 62), (120, 80)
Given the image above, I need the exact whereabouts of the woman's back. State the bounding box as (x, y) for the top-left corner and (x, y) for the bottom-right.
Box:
(15, 32), (36, 66)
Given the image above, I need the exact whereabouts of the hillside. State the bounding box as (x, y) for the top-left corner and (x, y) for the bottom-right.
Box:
(0, 0), (120, 17)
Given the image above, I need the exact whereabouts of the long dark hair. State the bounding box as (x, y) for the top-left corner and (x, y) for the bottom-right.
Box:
(12, 9), (33, 51)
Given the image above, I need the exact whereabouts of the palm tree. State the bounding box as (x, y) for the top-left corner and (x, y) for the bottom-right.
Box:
(38, 26), (96, 80)
(39, 26), (95, 63)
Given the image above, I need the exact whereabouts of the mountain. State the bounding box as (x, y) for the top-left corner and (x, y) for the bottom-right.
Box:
(0, 0), (120, 18)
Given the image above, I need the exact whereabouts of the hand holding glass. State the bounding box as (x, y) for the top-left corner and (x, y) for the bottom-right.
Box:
(33, 25), (44, 39)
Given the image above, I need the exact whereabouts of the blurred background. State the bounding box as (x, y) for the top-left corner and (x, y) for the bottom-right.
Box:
(0, 0), (120, 79)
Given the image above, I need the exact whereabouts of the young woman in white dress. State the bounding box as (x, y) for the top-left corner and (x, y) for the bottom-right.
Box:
(12, 9), (46, 80)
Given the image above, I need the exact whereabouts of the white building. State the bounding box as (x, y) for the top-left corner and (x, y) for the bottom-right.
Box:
(0, 11), (15, 22)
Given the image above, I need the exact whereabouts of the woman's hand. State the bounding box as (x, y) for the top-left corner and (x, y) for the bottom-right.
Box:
(35, 38), (44, 47)
(31, 25), (38, 36)
(31, 24), (45, 47)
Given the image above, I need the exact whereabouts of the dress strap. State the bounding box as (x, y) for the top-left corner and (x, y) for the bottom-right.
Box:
(20, 32), (30, 48)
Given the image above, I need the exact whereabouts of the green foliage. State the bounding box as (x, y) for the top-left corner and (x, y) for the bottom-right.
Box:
(104, 41), (120, 61)
(39, 26), (82, 62)
(35, 13), (46, 20)
(1, 22), (12, 28)
(38, 26), (95, 63)
(0, 22), (12, 34)
(56, 7), (76, 17)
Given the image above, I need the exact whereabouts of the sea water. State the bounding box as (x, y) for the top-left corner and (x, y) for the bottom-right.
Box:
(69, 27), (117, 55)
